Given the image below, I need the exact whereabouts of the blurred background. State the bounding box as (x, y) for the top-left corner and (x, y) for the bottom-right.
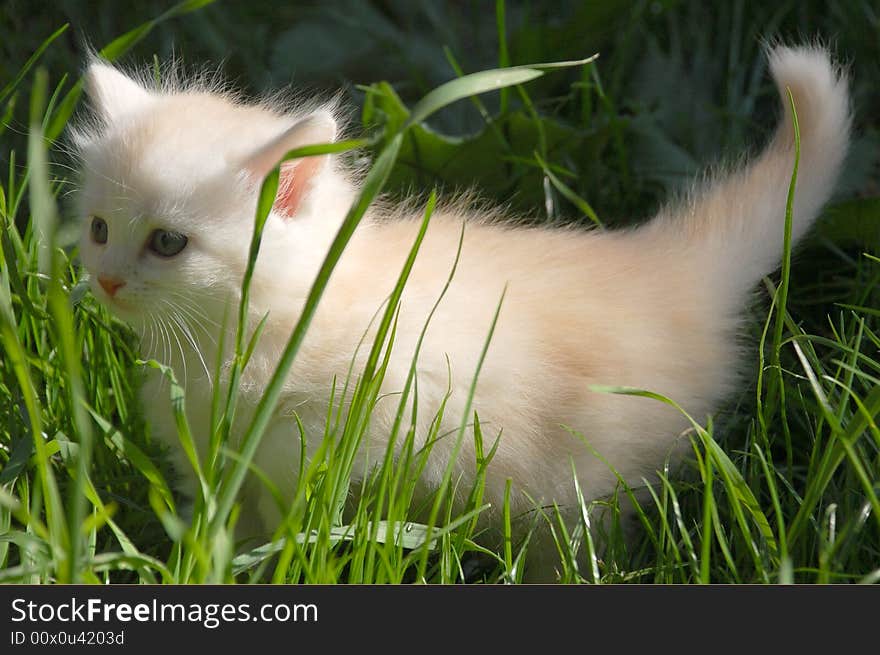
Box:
(2, 0), (877, 222)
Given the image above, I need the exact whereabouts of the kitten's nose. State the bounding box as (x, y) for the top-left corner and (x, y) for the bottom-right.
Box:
(97, 276), (126, 297)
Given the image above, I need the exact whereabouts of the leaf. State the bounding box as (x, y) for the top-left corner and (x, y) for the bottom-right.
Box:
(0, 95), (16, 140)
(86, 408), (176, 511)
(99, 0), (220, 60)
(28, 69), (58, 276)
(787, 383), (880, 541)
(138, 358), (208, 503)
(534, 150), (602, 226)
(0, 435), (34, 484)
(406, 56), (597, 127)
(159, 0), (219, 20)
(231, 521), (433, 574)
(409, 69), (543, 127)
(817, 198), (880, 250)
(0, 23), (69, 106)
(591, 385), (779, 559)
(212, 134), (404, 537)
(370, 103), (592, 211)
(46, 0), (219, 143)
(1, 223), (43, 319)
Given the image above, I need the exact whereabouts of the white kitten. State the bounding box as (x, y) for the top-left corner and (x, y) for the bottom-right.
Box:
(74, 46), (850, 580)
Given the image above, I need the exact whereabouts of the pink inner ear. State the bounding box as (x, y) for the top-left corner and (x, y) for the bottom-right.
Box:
(274, 156), (323, 218)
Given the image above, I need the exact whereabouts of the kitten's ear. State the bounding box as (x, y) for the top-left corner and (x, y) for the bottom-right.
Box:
(242, 112), (337, 218)
(84, 62), (152, 122)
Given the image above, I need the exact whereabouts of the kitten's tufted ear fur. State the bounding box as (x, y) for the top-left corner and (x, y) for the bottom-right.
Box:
(243, 112), (337, 218)
(84, 62), (153, 122)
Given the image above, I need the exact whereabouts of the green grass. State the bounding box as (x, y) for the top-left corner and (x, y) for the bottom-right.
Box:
(1, 1), (879, 584)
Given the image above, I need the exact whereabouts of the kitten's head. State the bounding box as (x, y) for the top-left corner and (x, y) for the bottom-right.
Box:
(73, 60), (354, 342)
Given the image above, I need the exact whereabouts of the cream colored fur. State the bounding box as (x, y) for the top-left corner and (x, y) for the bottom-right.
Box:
(75, 46), (851, 580)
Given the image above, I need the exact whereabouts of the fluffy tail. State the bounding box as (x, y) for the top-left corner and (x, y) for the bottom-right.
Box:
(653, 45), (851, 297)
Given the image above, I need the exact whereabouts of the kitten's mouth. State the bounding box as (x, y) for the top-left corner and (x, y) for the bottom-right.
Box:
(93, 284), (136, 315)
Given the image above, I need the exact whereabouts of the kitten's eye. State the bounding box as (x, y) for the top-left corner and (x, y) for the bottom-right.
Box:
(90, 216), (108, 245)
(148, 229), (188, 257)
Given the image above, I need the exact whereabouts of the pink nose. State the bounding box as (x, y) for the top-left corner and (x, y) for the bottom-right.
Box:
(98, 276), (126, 297)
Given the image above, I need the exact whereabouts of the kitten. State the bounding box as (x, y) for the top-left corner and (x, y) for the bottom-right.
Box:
(74, 45), (850, 581)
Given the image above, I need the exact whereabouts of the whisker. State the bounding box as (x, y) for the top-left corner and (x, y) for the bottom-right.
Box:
(168, 292), (222, 328)
(156, 297), (216, 388)
(168, 310), (212, 385)
(166, 315), (189, 388)
(157, 314), (171, 370)
(166, 294), (220, 343)
(144, 313), (155, 358)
